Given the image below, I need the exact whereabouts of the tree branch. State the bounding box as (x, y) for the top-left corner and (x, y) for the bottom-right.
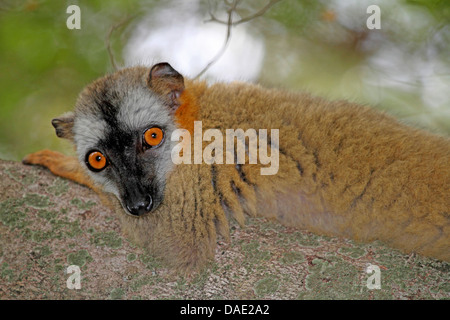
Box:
(105, 14), (137, 71)
(194, 0), (240, 79)
(194, 0), (281, 79)
(205, 0), (282, 26)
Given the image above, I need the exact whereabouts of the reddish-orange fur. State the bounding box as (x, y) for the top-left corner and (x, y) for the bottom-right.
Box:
(175, 84), (203, 135)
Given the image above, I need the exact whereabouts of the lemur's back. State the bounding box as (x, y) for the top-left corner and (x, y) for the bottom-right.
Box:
(192, 80), (450, 261)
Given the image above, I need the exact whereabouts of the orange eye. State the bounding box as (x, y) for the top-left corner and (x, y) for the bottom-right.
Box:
(143, 127), (164, 147)
(86, 151), (107, 171)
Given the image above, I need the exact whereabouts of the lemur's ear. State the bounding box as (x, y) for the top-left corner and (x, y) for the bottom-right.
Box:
(51, 112), (75, 141)
(147, 62), (184, 112)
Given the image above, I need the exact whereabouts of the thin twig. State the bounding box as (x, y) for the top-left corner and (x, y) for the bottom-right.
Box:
(195, 0), (281, 79)
(194, 0), (240, 79)
(205, 0), (281, 26)
(105, 14), (138, 71)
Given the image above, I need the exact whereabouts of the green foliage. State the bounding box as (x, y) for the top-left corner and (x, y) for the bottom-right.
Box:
(0, 0), (448, 161)
(0, 0), (142, 160)
(265, 0), (325, 33)
(405, 0), (450, 21)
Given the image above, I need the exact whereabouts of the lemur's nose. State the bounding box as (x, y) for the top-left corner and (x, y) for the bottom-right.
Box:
(126, 195), (153, 216)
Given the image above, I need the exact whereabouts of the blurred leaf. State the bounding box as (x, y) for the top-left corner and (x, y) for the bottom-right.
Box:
(265, 0), (325, 34)
(405, 0), (450, 22)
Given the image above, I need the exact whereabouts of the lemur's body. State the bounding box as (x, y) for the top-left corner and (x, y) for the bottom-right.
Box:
(24, 64), (450, 271)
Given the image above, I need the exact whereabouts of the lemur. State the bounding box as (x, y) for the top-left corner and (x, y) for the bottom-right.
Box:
(23, 63), (450, 272)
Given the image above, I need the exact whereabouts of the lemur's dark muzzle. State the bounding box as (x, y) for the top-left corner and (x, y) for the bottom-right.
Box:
(125, 194), (153, 216)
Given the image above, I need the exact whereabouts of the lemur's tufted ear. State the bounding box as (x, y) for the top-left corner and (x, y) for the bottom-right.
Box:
(51, 112), (75, 141)
(147, 62), (185, 112)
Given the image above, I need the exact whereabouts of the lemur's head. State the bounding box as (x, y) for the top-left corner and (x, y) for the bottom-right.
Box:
(53, 63), (185, 217)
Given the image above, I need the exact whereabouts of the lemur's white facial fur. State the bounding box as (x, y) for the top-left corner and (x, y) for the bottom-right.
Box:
(70, 64), (184, 216)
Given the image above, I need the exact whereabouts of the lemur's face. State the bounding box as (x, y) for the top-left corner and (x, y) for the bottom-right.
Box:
(53, 63), (184, 216)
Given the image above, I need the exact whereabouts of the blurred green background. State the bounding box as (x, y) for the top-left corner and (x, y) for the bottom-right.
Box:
(0, 0), (449, 161)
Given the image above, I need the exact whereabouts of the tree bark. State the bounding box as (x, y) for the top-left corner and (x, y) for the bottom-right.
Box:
(0, 159), (448, 299)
